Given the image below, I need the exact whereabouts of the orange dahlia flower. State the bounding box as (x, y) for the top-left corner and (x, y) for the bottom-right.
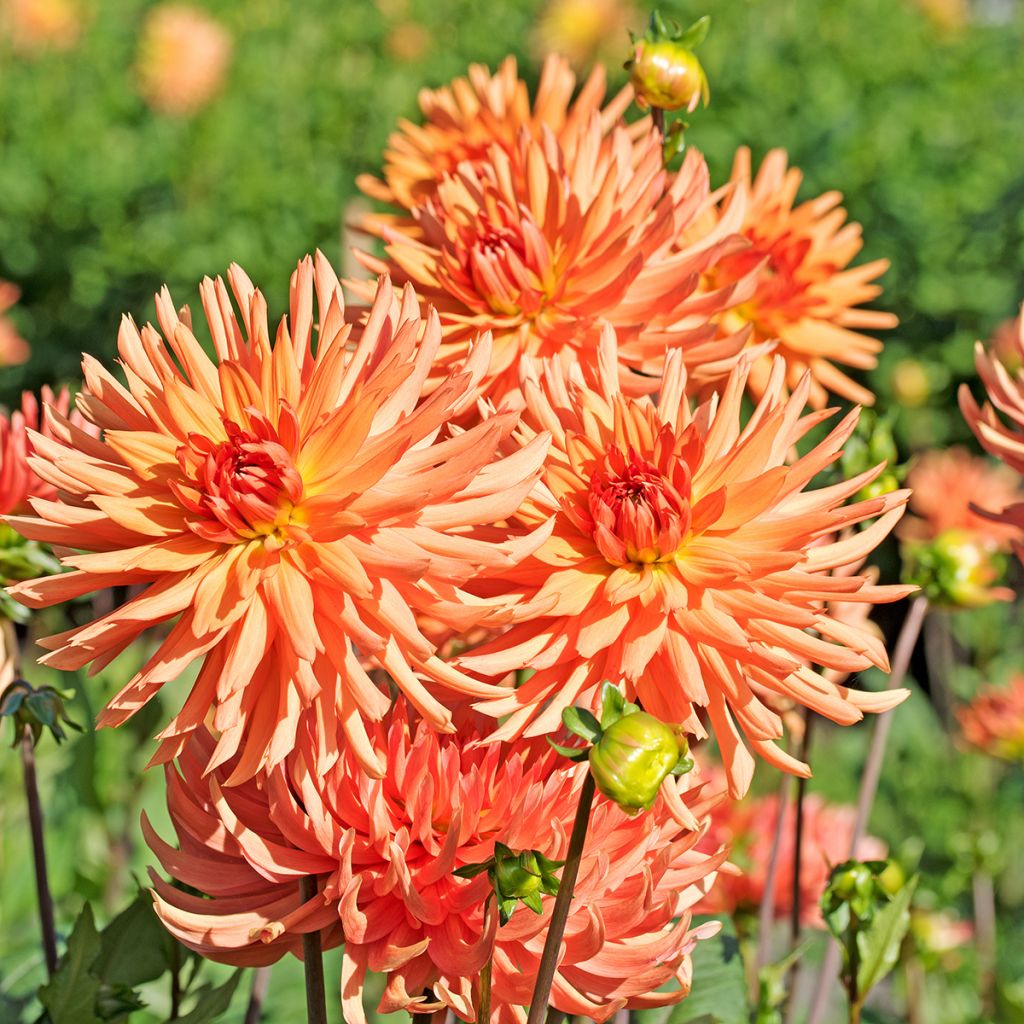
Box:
(696, 769), (886, 927)
(356, 128), (749, 407)
(9, 257), (548, 780)
(957, 676), (1024, 762)
(702, 148), (897, 408)
(357, 54), (634, 212)
(0, 282), (29, 367)
(960, 307), (1024, 556)
(1, 387), (89, 516)
(901, 446), (1022, 548)
(149, 706), (726, 1023)
(460, 335), (912, 796)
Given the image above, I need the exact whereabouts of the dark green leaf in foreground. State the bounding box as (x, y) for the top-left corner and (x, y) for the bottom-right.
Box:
(38, 904), (103, 1024)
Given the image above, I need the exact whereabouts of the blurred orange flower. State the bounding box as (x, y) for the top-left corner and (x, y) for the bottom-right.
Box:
(356, 97), (750, 407)
(460, 335), (912, 796)
(901, 446), (1022, 547)
(149, 706), (726, 1023)
(697, 772), (886, 927)
(1, 387), (89, 516)
(702, 148), (897, 408)
(0, 282), (29, 367)
(10, 257), (548, 781)
(137, 4), (232, 116)
(1, 0), (80, 52)
(357, 54), (633, 211)
(957, 676), (1024, 762)
(960, 307), (1024, 558)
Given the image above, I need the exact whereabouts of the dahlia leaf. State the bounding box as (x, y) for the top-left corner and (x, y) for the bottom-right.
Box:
(855, 875), (918, 1002)
(93, 892), (177, 988)
(38, 904), (103, 1024)
(173, 970), (242, 1024)
(561, 705), (602, 743)
(545, 737), (589, 761)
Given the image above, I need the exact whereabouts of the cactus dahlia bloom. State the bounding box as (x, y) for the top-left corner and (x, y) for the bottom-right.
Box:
(148, 707), (727, 1023)
(957, 676), (1024, 762)
(357, 54), (634, 212)
(9, 256), (549, 781)
(460, 333), (912, 796)
(701, 147), (897, 408)
(355, 115), (751, 407)
(960, 307), (1024, 557)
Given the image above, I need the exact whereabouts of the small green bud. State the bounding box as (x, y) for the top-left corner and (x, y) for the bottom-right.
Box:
(455, 843), (563, 925)
(625, 12), (710, 113)
(0, 678), (82, 747)
(902, 528), (1008, 609)
(588, 711), (691, 815)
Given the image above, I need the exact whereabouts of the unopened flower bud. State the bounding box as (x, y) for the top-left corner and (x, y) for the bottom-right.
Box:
(625, 12), (710, 113)
(0, 678), (81, 747)
(902, 528), (1009, 609)
(588, 710), (691, 814)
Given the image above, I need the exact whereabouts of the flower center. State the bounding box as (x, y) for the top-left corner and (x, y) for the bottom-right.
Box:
(177, 416), (304, 547)
(587, 446), (690, 566)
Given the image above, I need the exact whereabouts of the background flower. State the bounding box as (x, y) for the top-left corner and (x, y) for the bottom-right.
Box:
(0, 282), (29, 367)
(698, 147), (897, 408)
(957, 675), (1024, 762)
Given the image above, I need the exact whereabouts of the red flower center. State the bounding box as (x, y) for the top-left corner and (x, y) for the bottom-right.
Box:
(176, 416), (304, 546)
(587, 445), (691, 566)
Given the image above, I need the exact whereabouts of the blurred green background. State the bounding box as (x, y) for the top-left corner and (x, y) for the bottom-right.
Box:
(2, 0), (1024, 1022)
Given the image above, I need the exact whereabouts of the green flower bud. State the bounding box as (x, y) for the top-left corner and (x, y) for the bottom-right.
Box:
(830, 862), (875, 903)
(627, 39), (708, 112)
(0, 678), (82, 747)
(588, 711), (691, 814)
(454, 843), (563, 924)
(625, 12), (710, 114)
(902, 528), (1008, 609)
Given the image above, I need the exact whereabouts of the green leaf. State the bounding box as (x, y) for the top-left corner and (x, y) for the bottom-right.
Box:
(561, 705), (602, 743)
(639, 916), (748, 1024)
(855, 875), (918, 999)
(545, 737), (589, 761)
(679, 15), (711, 49)
(173, 970), (242, 1024)
(599, 682), (627, 728)
(453, 862), (491, 879)
(39, 904), (103, 1024)
(93, 892), (173, 988)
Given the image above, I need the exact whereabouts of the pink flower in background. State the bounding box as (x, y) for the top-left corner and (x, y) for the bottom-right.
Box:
(697, 771), (887, 927)
(149, 705), (726, 1023)
(957, 676), (1024, 762)
(0, 282), (29, 367)
(901, 446), (1022, 547)
(137, 4), (233, 116)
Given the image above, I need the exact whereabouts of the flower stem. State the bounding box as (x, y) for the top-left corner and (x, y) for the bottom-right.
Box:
(790, 711), (814, 946)
(20, 723), (58, 978)
(168, 938), (182, 1019)
(525, 771), (597, 1024)
(651, 108), (665, 138)
(806, 595), (927, 1024)
(243, 966), (272, 1024)
(972, 869), (997, 1017)
(299, 876), (327, 1024)
(755, 773), (794, 970)
(477, 897), (494, 1024)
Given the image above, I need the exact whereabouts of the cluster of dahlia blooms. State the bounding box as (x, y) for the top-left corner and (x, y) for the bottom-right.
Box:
(6, 54), (910, 1018)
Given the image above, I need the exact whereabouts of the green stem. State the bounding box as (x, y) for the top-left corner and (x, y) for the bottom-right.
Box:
(21, 723), (58, 978)
(525, 772), (597, 1024)
(477, 896), (494, 1024)
(651, 108), (666, 138)
(168, 938), (182, 1019)
(299, 876), (327, 1024)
